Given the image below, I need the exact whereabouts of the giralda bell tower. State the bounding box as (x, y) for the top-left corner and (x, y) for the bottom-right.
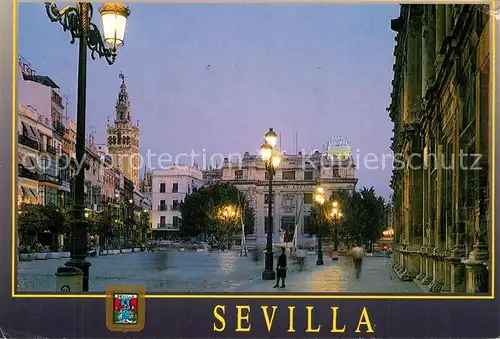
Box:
(106, 72), (141, 189)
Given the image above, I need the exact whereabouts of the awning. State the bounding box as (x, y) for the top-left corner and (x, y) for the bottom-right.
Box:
(18, 153), (39, 173)
(20, 186), (38, 201)
(21, 121), (40, 141)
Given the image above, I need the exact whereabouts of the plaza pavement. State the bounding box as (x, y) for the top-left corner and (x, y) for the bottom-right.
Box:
(231, 255), (423, 293)
(17, 251), (422, 293)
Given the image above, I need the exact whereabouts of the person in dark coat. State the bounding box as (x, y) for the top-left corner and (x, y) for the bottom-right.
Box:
(274, 247), (287, 288)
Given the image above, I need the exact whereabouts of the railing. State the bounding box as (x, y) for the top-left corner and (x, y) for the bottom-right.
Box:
(158, 205), (167, 211)
(18, 134), (39, 150)
(45, 145), (58, 156)
(53, 121), (66, 136)
(156, 223), (180, 230)
(18, 165), (38, 181)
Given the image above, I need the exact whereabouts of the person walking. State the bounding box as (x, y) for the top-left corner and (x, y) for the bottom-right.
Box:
(351, 244), (364, 280)
(274, 247), (287, 288)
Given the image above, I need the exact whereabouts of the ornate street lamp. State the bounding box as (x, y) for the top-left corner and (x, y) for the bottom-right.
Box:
(330, 201), (343, 260)
(314, 185), (326, 265)
(45, 2), (130, 291)
(260, 128), (281, 280)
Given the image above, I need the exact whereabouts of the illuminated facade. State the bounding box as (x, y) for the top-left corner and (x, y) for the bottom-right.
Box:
(221, 150), (358, 245)
(389, 4), (491, 293)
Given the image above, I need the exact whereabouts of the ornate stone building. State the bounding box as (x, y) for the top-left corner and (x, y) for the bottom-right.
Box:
(221, 150), (357, 245)
(389, 5), (491, 293)
(201, 166), (223, 186)
(107, 73), (141, 189)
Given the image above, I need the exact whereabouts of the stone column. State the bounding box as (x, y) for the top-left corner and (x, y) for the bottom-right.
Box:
(445, 5), (453, 35)
(408, 9), (423, 121)
(421, 6), (435, 98)
(421, 133), (434, 286)
(435, 5), (446, 64)
(428, 143), (444, 291)
(463, 261), (488, 293)
(415, 140), (428, 282)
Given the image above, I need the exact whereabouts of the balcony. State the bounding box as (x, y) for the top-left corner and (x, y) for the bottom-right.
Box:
(158, 205), (167, 211)
(39, 173), (61, 185)
(156, 223), (180, 231)
(53, 120), (66, 136)
(18, 134), (39, 150)
(18, 165), (38, 181)
(45, 145), (58, 156)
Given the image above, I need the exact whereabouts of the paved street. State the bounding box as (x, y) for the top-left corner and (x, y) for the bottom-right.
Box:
(17, 251), (421, 293)
(233, 255), (423, 293)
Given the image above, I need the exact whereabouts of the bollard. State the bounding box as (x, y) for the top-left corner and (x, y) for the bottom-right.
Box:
(55, 266), (83, 292)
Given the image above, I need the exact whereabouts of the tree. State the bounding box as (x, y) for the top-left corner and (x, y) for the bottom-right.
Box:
(18, 203), (48, 235)
(358, 187), (387, 251)
(330, 187), (386, 251)
(180, 182), (255, 242)
(306, 204), (334, 238)
(43, 204), (69, 235)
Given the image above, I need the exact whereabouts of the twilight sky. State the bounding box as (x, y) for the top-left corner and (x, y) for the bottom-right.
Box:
(19, 3), (399, 200)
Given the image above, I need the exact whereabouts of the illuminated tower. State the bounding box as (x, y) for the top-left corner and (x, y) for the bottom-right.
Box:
(107, 72), (140, 189)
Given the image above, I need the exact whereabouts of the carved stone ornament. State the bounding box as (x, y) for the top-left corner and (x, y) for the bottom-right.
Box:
(281, 194), (296, 213)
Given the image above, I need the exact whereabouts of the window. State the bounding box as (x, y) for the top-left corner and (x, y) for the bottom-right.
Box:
(264, 194), (275, 204)
(44, 187), (59, 207)
(282, 171), (295, 180)
(173, 216), (180, 227)
(303, 215), (313, 235)
(303, 193), (313, 204)
(172, 182), (178, 193)
(160, 216), (166, 227)
(172, 199), (179, 210)
(264, 171), (270, 180)
(304, 171), (313, 180)
(235, 170), (243, 179)
(159, 183), (166, 193)
(332, 168), (340, 177)
(159, 200), (166, 210)
(41, 156), (57, 177)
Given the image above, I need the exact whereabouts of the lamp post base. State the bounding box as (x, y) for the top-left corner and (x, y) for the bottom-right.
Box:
(262, 269), (276, 280)
(316, 249), (324, 265)
(65, 258), (92, 292)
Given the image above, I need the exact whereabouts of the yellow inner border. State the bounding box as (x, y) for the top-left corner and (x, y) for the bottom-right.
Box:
(11, 0), (496, 300)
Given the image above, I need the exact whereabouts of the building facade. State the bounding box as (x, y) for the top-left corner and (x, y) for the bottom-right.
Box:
(221, 150), (358, 245)
(150, 165), (204, 237)
(388, 4), (491, 293)
(106, 73), (141, 190)
(18, 105), (42, 207)
(202, 166), (223, 186)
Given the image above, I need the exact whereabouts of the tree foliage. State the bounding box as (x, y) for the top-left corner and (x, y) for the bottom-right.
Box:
(87, 210), (115, 237)
(18, 203), (49, 234)
(302, 187), (387, 249)
(306, 203), (334, 238)
(332, 187), (387, 249)
(179, 182), (255, 242)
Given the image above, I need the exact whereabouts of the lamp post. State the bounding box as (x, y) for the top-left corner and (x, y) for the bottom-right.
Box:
(219, 205), (237, 249)
(45, 2), (130, 291)
(314, 185), (326, 265)
(260, 128), (280, 280)
(330, 201), (342, 261)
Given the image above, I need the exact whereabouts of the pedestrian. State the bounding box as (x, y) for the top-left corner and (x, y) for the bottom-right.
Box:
(351, 244), (364, 280)
(274, 247), (287, 288)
